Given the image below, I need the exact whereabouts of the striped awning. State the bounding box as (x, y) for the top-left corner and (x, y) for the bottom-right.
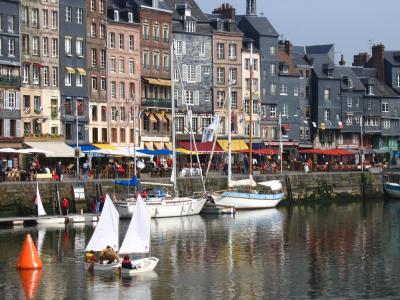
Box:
(149, 114), (157, 122)
(157, 79), (171, 86)
(144, 142), (153, 149)
(144, 78), (159, 85)
(65, 67), (75, 74)
(164, 142), (172, 150)
(217, 140), (249, 152)
(92, 143), (117, 150)
(76, 68), (86, 75)
(153, 142), (163, 150)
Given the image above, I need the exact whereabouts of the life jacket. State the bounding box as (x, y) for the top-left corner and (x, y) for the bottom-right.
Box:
(62, 198), (69, 209)
(85, 252), (95, 263)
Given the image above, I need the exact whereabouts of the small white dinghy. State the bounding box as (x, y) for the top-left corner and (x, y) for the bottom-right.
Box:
(35, 183), (66, 225)
(84, 194), (120, 272)
(119, 194), (159, 275)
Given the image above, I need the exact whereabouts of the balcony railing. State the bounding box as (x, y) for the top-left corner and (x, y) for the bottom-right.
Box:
(142, 98), (171, 108)
(0, 75), (21, 87)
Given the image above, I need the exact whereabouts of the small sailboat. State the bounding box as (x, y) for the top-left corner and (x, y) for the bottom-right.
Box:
(84, 194), (120, 271)
(35, 183), (66, 225)
(384, 182), (400, 199)
(119, 194), (159, 275)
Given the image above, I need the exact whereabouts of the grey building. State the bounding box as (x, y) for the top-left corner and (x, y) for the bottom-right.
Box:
(164, 0), (213, 142)
(0, 0), (22, 151)
(59, 0), (88, 145)
(384, 50), (400, 94)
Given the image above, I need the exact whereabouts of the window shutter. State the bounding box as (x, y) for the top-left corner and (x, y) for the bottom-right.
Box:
(196, 65), (201, 82)
(15, 92), (20, 109)
(16, 120), (22, 137)
(194, 91), (199, 105)
(182, 64), (188, 82)
(4, 119), (10, 137)
(4, 92), (9, 109)
(182, 41), (186, 55)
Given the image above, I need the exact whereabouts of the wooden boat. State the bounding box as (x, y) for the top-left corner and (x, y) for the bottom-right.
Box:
(384, 182), (400, 199)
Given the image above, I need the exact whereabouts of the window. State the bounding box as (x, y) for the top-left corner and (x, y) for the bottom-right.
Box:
(119, 82), (125, 99)
(120, 107), (125, 121)
(270, 64), (276, 75)
(217, 68), (225, 84)
(282, 65), (289, 73)
(119, 58), (124, 73)
(100, 24), (105, 39)
(22, 64), (29, 83)
(65, 37), (72, 55)
(204, 66), (210, 75)
(120, 128), (126, 143)
(21, 6), (28, 25)
(22, 34), (29, 55)
(110, 81), (116, 98)
(76, 39), (83, 56)
(65, 6), (72, 22)
(111, 107), (116, 121)
(270, 106), (276, 119)
(383, 119), (390, 129)
(129, 35), (134, 51)
(228, 44), (237, 60)
(100, 77), (106, 90)
(270, 83), (277, 95)
(143, 21), (149, 40)
(31, 10), (38, 28)
(119, 34), (124, 49)
(91, 49), (97, 67)
(368, 85), (374, 95)
(65, 98), (72, 114)
(97, 50), (105, 69)
(216, 91), (225, 107)
(280, 84), (288, 95)
(99, 0), (104, 13)
(324, 88), (331, 100)
(163, 52), (169, 70)
(109, 32), (115, 48)
(129, 59), (134, 74)
(23, 95), (30, 108)
(42, 9), (48, 28)
(176, 117), (184, 133)
(90, 0), (96, 12)
(397, 74), (400, 88)
(199, 43), (205, 56)
(191, 117), (198, 132)
(245, 59), (250, 70)
(217, 43), (224, 59)
(282, 104), (288, 116)
(269, 46), (276, 56)
(231, 91), (237, 108)
(184, 21), (196, 32)
(65, 123), (72, 139)
(143, 50), (149, 67)
(51, 11), (58, 29)
(43, 67), (49, 86)
(91, 23), (96, 37)
(187, 65), (195, 83)
(294, 87), (299, 96)
(202, 117), (211, 130)
(324, 109), (330, 120)
(153, 23), (159, 41)
(253, 59), (258, 71)
(128, 12), (133, 23)
(346, 115), (353, 125)
(52, 38), (58, 57)
(32, 65), (40, 84)
(65, 71), (72, 86)
(34, 96), (41, 112)
(163, 25), (169, 43)
(76, 74), (83, 87)
(175, 40), (184, 55)
(153, 51), (159, 69)
(101, 106), (107, 121)
(114, 10), (119, 21)
(76, 8), (83, 24)
(347, 97), (352, 108)
(229, 68), (237, 84)
(185, 90), (194, 105)
(348, 79), (353, 88)
(382, 101), (389, 112)
(32, 37), (39, 56)
(42, 37), (49, 56)
(91, 76), (97, 90)
(92, 105), (97, 121)
(52, 67), (58, 86)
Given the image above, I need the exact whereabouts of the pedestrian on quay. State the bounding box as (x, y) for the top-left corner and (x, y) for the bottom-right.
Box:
(56, 161), (63, 182)
(61, 197), (69, 215)
(83, 160), (90, 181)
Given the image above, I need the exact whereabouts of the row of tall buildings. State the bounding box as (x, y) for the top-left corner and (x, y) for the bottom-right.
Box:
(1, 0), (399, 157)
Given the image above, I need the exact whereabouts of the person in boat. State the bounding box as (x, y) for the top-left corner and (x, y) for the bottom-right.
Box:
(85, 250), (97, 263)
(121, 255), (137, 270)
(99, 246), (119, 264)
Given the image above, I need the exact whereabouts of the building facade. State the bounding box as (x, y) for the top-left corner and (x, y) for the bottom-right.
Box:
(0, 0), (22, 154)
(107, 3), (141, 148)
(20, 0), (61, 137)
(59, 0), (88, 146)
(86, 0), (108, 143)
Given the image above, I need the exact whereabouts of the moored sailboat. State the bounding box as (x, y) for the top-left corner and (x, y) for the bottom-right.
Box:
(35, 183), (66, 225)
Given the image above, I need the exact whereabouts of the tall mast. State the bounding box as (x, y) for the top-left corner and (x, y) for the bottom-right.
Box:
(171, 41), (178, 196)
(249, 42), (254, 176)
(228, 85), (232, 187)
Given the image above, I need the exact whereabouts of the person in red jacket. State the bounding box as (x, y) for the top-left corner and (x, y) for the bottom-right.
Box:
(62, 197), (69, 215)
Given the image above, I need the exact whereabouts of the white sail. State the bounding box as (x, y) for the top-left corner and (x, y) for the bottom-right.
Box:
(228, 176), (257, 188)
(258, 180), (282, 191)
(85, 194), (119, 252)
(119, 194), (151, 254)
(36, 183), (47, 217)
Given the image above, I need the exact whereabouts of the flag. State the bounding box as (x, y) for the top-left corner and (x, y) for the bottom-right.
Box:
(312, 122), (317, 128)
(304, 120), (308, 125)
(201, 115), (220, 143)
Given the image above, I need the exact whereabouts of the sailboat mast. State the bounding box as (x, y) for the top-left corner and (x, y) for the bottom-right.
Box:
(249, 42), (254, 176)
(228, 85), (232, 187)
(171, 41), (178, 196)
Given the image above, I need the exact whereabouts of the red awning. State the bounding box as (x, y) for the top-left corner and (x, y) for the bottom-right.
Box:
(265, 141), (299, 147)
(299, 148), (354, 156)
(237, 148), (278, 155)
(281, 124), (291, 131)
(178, 141), (225, 153)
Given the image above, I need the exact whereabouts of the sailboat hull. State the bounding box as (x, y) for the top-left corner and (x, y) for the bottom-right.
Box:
(36, 216), (66, 225)
(85, 261), (120, 272)
(213, 192), (285, 209)
(120, 257), (159, 275)
(116, 197), (206, 218)
(384, 182), (400, 198)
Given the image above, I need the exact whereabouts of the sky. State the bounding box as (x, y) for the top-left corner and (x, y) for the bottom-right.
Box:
(198, 0), (400, 64)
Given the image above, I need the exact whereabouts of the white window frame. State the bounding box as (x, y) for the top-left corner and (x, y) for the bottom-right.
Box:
(280, 84), (288, 95)
(65, 71), (72, 86)
(76, 39), (83, 57)
(324, 88), (331, 100)
(228, 44), (237, 60)
(65, 37), (72, 55)
(347, 97), (352, 108)
(185, 90), (194, 105)
(346, 115), (353, 125)
(65, 6), (72, 22)
(42, 37), (49, 57)
(397, 74), (400, 88)
(383, 119), (390, 129)
(76, 74), (83, 87)
(52, 38), (58, 57)
(42, 67), (49, 86)
(270, 106), (276, 119)
(382, 101), (389, 112)
(52, 67), (58, 87)
(199, 43), (205, 57)
(51, 11), (58, 29)
(76, 8), (83, 24)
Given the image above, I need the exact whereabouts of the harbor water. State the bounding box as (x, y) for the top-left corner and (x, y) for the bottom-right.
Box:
(1, 200), (400, 299)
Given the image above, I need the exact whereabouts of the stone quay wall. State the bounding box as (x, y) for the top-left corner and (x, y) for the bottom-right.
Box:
(0, 172), (384, 217)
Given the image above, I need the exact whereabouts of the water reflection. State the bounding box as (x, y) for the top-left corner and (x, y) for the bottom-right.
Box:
(0, 201), (400, 299)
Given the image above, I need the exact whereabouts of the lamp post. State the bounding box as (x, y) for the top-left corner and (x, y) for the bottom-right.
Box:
(360, 116), (364, 172)
(279, 112), (283, 174)
(75, 99), (79, 179)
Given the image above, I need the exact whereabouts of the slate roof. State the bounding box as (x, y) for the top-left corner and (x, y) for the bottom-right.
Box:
(279, 49), (300, 76)
(305, 44), (334, 55)
(131, 0), (172, 11)
(163, 0), (208, 22)
(352, 67), (399, 97)
(335, 66), (365, 91)
(236, 15), (279, 37)
(291, 46), (312, 67)
(384, 51), (400, 66)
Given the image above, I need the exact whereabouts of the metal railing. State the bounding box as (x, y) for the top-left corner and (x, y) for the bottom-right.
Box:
(0, 75), (21, 87)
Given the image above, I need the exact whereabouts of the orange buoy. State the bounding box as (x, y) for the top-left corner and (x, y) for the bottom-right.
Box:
(18, 269), (43, 299)
(16, 234), (43, 270)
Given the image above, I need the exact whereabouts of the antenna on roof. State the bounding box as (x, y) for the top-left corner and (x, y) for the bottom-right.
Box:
(368, 39), (373, 54)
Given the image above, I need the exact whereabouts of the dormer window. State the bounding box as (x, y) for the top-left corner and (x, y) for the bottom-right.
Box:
(396, 74), (400, 87)
(327, 69), (333, 77)
(282, 66), (288, 74)
(114, 10), (119, 21)
(152, 0), (159, 8)
(128, 12), (133, 23)
(217, 21), (223, 31)
(184, 21), (196, 33)
(348, 79), (353, 88)
(368, 85), (374, 95)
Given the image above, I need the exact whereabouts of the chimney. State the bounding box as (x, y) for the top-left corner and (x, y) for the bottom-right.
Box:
(371, 44), (385, 81)
(339, 54), (346, 66)
(284, 40), (292, 55)
(212, 3), (236, 21)
(246, 0), (257, 16)
(352, 52), (369, 66)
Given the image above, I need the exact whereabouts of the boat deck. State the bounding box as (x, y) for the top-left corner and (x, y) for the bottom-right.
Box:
(0, 214), (99, 228)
